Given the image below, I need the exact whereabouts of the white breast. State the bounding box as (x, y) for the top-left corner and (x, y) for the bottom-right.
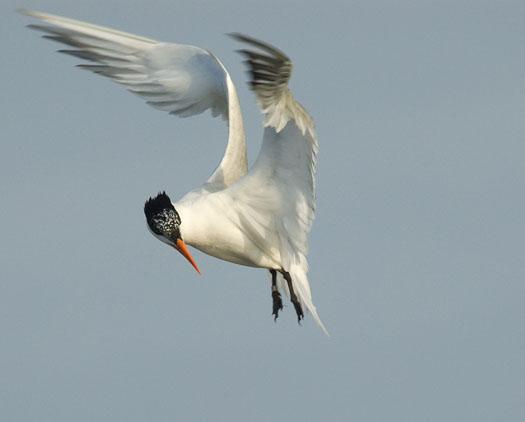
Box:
(175, 194), (282, 270)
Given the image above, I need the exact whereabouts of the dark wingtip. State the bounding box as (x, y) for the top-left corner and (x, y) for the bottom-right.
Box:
(226, 32), (244, 40)
(17, 8), (31, 16)
(228, 32), (289, 60)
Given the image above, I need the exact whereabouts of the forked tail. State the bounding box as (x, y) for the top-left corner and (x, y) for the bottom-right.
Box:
(276, 260), (329, 336)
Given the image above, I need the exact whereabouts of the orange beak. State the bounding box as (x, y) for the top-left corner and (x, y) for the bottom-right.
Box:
(174, 239), (201, 274)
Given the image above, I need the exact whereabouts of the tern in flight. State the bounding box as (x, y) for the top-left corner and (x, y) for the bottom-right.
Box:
(21, 9), (328, 334)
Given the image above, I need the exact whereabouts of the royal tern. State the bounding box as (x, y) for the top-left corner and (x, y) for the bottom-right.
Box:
(21, 9), (328, 335)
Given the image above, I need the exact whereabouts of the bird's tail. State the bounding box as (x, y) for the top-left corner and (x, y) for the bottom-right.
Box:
(277, 257), (329, 336)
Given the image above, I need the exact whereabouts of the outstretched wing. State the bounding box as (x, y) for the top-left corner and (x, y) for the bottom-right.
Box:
(228, 34), (326, 334)
(20, 9), (247, 189)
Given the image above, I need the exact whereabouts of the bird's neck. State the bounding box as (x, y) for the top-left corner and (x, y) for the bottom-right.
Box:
(175, 197), (211, 249)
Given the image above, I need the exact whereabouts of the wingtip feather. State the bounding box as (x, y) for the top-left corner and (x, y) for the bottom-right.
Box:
(16, 7), (32, 16)
(17, 8), (52, 20)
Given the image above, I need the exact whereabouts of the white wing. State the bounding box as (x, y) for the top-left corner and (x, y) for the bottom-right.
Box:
(227, 34), (327, 334)
(20, 9), (247, 189)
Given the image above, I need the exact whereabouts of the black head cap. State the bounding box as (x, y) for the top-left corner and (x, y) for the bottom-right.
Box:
(144, 191), (181, 238)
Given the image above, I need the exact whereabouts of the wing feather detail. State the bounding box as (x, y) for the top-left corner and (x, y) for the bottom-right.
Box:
(21, 9), (230, 120)
(228, 35), (326, 333)
(229, 33), (314, 136)
(20, 9), (248, 189)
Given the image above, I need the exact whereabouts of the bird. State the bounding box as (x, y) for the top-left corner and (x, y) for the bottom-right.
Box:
(21, 9), (328, 335)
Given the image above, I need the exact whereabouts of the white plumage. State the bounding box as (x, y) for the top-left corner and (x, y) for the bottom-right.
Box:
(21, 9), (328, 335)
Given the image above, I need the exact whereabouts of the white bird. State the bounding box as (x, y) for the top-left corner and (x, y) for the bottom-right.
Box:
(21, 9), (328, 335)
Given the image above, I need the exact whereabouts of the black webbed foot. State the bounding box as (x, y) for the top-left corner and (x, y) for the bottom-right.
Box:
(272, 286), (284, 321)
(270, 270), (283, 321)
(290, 296), (304, 323)
(282, 270), (305, 325)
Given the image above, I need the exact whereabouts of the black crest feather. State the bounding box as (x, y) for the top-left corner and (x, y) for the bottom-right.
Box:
(144, 192), (181, 237)
(144, 191), (173, 220)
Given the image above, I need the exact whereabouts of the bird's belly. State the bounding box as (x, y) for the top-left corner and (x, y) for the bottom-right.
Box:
(189, 235), (280, 269)
(177, 195), (282, 270)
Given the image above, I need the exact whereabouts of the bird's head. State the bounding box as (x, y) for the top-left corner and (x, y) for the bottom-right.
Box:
(144, 191), (200, 274)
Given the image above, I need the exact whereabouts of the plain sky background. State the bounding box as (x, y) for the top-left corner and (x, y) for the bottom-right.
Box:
(1, 0), (524, 420)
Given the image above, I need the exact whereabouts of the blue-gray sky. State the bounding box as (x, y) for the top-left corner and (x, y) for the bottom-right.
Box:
(2, 0), (525, 421)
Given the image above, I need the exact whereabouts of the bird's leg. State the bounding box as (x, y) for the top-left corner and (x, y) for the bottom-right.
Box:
(270, 269), (283, 321)
(282, 271), (304, 323)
